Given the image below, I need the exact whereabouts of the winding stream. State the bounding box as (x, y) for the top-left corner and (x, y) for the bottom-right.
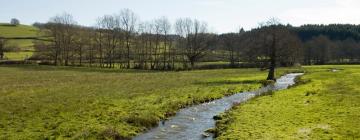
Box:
(134, 73), (303, 140)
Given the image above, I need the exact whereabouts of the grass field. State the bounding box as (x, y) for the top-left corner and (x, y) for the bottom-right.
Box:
(3, 52), (33, 60)
(0, 24), (38, 38)
(0, 24), (38, 60)
(0, 65), (300, 139)
(215, 65), (360, 139)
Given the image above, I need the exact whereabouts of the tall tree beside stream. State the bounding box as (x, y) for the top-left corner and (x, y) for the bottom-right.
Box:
(251, 19), (302, 80)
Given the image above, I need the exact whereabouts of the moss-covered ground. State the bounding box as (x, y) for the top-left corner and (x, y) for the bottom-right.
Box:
(216, 65), (360, 139)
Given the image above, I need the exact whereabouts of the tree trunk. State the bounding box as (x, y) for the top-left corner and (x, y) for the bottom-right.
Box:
(0, 39), (4, 60)
(267, 36), (276, 81)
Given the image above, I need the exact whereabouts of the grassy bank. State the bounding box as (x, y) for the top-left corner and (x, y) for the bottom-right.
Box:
(215, 65), (360, 139)
(0, 65), (299, 139)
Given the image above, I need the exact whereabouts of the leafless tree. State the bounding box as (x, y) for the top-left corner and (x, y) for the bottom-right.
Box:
(96, 15), (122, 68)
(175, 18), (214, 69)
(45, 12), (77, 65)
(155, 17), (171, 69)
(252, 18), (302, 80)
(304, 35), (335, 65)
(220, 33), (239, 67)
(118, 9), (138, 68)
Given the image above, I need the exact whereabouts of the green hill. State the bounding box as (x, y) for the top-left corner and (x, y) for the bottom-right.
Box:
(0, 24), (39, 60)
(0, 24), (38, 38)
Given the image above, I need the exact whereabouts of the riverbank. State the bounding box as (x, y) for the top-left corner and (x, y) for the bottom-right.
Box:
(134, 73), (302, 140)
(0, 65), (299, 139)
(215, 65), (360, 139)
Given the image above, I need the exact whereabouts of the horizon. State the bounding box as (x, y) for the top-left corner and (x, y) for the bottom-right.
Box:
(1, 0), (360, 33)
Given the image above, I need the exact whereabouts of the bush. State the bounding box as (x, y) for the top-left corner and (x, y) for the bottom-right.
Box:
(10, 18), (20, 25)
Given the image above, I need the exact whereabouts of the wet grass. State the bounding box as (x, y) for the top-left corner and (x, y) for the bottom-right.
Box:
(0, 65), (299, 139)
(215, 65), (360, 139)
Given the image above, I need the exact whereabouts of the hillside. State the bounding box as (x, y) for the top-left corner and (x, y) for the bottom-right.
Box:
(0, 24), (39, 60)
(0, 24), (38, 38)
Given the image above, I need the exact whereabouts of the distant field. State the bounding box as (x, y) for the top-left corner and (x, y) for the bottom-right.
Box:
(0, 24), (39, 60)
(3, 52), (33, 60)
(216, 65), (360, 139)
(0, 24), (38, 38)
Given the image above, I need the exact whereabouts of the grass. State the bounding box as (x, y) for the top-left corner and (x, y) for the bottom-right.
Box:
(0, 65), (300, 139)
(215, 65), (360, 139)
(6, 39), (35, 51)
(3, 52), (33, 60)
(0, 24), (39, 60)
(0, 24), (38, 38)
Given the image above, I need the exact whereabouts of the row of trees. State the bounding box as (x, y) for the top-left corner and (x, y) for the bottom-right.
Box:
(34, 10), (218, 70)
(304, 35), (360, 65)
(30, 10), (360, 78)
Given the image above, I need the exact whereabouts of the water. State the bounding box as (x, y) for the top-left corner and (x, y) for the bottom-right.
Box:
(134, 73), (303, 140)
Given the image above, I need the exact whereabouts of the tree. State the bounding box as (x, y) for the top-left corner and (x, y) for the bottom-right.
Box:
(219, 33), (240, 67)
(253, 18), (302, 80)
(0, 38), (6, 59)
(44, 13), (77, 65)
(96, 15), (122, 68)
(73, 27), (92, 66)
(155, 17), (171, 69)
(175, 18), (214, 69)
(304, 35), (335, 64)
(118, 9), (138, 68)
(10, 18), (20, 25)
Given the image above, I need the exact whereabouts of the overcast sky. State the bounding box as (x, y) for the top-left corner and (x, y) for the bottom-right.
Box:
(1, 0), (360, 33)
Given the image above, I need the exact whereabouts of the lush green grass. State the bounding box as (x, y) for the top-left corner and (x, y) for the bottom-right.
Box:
(0, 24), (38, 38)
(215, 65), (360, 139)
(0, 65), (300, 139)
(6, 39), (35, 50)
(3, 52), (33, 60)
(0, 24), (38, 60)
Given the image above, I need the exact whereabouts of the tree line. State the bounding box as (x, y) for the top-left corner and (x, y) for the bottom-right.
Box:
(32, 10), (217, 70)
(27, 9), (360, 73)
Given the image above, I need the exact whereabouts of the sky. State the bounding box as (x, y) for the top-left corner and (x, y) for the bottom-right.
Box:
(1, 0), (360, 33)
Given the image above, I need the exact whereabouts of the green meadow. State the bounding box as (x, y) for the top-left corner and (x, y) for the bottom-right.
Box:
(0, 24), (39, 60)
(1, 64), (358, 139)
(0, 24), (38, 38)
(0, 65), (300, 139)
(3, 52), (33, 60)
(215, 65), (360, 139)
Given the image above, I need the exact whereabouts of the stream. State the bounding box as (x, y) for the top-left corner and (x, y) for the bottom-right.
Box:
(134, 73), (303, 140)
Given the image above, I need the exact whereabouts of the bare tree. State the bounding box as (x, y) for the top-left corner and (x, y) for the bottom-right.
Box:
(253, 18), (302, 80)
(175, 18), (213, 69)
(220, 33), (239, 67)
(118, 9), (138, 68)
(45, 13), (77, 65)
(305, 35), (335, 64)
(73, 27), (92, 66)
(96, 15), (122, 68)
(155, 17), (171, 69)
